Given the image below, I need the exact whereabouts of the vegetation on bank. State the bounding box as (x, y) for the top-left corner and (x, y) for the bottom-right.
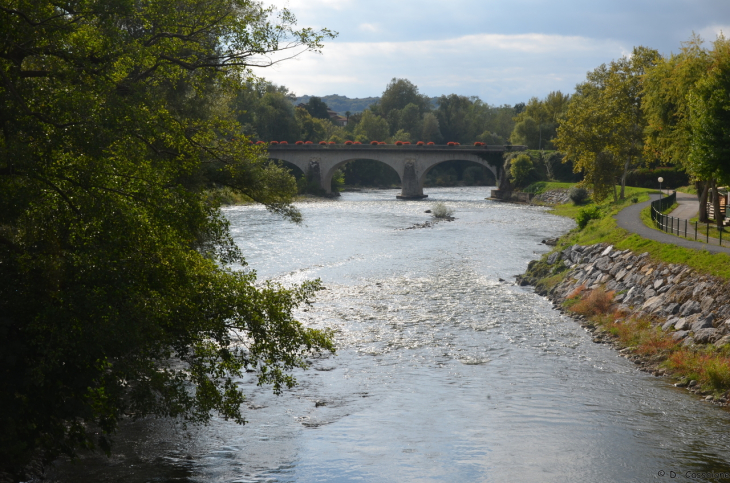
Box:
(565, 287), (730, 397)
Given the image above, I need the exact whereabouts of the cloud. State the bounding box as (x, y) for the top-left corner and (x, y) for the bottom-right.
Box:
(258, 33), (627, 104)
(698, 24), (730, 42)
(358, 23), (379, 33)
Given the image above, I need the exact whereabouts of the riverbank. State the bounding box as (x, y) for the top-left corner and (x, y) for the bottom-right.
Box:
(520, 190), (730, 403)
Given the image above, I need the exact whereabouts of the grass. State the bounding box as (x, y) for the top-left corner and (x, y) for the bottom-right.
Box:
(676, 185), (698, 195)
(524, 181), (575, 194)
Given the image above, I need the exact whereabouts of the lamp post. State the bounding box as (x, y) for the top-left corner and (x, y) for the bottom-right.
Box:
(658, 177), (664, 200)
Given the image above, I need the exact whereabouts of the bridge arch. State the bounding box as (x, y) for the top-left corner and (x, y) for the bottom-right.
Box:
(419, 156), (499, 191)
(321, 157), (403, 194)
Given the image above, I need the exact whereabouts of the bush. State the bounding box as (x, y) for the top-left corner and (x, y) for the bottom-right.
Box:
(432, 202), (454, 219)
(576, 205), (603, 229)
(569, 186), (589, 205)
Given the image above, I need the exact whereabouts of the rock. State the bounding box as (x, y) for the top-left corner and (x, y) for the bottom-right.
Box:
(672, 330), (689, 341)
(691, 314), (714, 333)
(661, 318), (678, 331)
(600, 245), (614, 257)
(654, 279), (664, 290)
(700, 295), (715, 313)
(642, 295), (664, 312)
(674, 318), (690, 330)
(661, 303), (679, 316)
(424, 210), (432, 213)
(714, 334), (730, 348)
(679, 300), (701, 317)
(595, 256), (612, 272)
(547, 252), (561, 265)
(692, 328), (718, 344)
(542, 238), (558, 246)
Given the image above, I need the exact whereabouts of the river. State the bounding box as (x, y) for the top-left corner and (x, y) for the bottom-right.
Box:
(49, 187), (730, 483)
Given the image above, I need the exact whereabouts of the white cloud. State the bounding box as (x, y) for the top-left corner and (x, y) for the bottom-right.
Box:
(358, 23), (380, 33)
(698, 24), (730, 42)
(257, 33), (627, 104)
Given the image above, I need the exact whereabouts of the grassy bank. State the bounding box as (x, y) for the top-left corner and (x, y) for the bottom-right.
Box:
(546, 186), (730, 280)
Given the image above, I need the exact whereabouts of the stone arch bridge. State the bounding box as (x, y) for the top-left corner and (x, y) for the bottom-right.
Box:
(267, 144), (525, 199)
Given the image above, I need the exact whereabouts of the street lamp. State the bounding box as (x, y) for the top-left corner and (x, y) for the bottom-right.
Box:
(658, 177), (664, 199)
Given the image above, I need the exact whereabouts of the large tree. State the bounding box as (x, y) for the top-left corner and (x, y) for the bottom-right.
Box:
(0, 0), (335, 477)
(555, 46), (659, 201)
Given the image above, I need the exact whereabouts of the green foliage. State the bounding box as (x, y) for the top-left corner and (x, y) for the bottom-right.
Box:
(354, 109), (390, 142)
(380, 78), (431, 118)
(510, 117), (540, 148)
(569, 186), (590, 204)
(509, 154), (533, 187)
(625, 167), (689, 189)
(303, 96), (331, 119)
(576, 205), (604, 229)
(0, 0), (336, 474)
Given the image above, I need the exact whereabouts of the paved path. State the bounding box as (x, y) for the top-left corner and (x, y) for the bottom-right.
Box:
(613, 194), (730, 255)
(667, 191), (699, 219)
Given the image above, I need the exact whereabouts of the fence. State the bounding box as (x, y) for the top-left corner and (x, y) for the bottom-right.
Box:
(651, 191), (727, 246)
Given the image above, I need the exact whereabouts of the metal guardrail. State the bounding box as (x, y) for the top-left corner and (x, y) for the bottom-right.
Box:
(651, 191), (726, 246)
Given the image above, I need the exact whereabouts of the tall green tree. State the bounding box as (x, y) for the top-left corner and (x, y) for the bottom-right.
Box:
(354, 109), (390, 142)
(0, 0), (335, 476)
(555, 46), (659, 201)
(379, 78), (430, 118)
(687, 36), (730, 227)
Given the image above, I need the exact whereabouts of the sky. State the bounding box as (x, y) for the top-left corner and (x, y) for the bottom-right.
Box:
(256, 0), (730, 106)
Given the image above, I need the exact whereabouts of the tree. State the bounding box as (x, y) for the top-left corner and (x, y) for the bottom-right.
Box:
(0, 0), (335, 477)
(436, 94), (472, 143)
(421, 113), (443, 143)
(555, 46), (659, 201)
(687, 36), (730, 228)
(643, 35), (713, 221)
(510, 117), (540, 148)
(510, 154), (533, 187)
(354, 109), (390, 142)
(304, 96), (331, 120)
(379, 78), (430, 118)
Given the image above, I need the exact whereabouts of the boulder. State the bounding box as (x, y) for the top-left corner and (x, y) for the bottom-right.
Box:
(679, 300), (701, 317)
(690, 314), (714, 333)
(674, 318), (690, 331)
(671, 330), (689, 341)
(700, 295), (715, 313)
(692, 328), (718, 344)
(547, 252), (561, 265)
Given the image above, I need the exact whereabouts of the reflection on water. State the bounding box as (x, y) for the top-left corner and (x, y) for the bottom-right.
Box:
(50, 188), (730, 483)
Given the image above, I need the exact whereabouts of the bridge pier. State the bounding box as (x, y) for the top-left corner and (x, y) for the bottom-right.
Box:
(396, 160), (427, 199)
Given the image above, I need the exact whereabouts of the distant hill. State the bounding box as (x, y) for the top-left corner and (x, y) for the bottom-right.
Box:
(293, 94), (441, 115)
(292, 95), (379, 115)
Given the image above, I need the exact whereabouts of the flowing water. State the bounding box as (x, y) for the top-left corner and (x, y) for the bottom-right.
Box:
(50, 187), (730, 483)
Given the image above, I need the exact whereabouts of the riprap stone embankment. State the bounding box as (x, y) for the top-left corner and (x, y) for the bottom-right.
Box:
(520, 243), (730, 348)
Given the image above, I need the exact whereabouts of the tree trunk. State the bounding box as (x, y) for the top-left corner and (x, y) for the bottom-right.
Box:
(699, 181), (710, 223)
(712, 179), (724, 230)
(613, 181), (618, 203)
(620, 156), (630, 200)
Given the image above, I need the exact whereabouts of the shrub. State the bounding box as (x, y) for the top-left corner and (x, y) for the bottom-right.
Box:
(319, 141), (327, 145)
(576, 205), (603, 229)
(353, 141), (362, 144)
(447, 141), (456, 146)
(631, 196), (639, 203)
(569, 186), (590, 205)
(329, 141), (335, 145)
(432, 202), (454, 219)
(304, 141), (313, 144)
(569, 288), (615, 316)
(344, 140), (353, 145)
(370, 140), (379, 145)
(395, 141), (403, 145)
